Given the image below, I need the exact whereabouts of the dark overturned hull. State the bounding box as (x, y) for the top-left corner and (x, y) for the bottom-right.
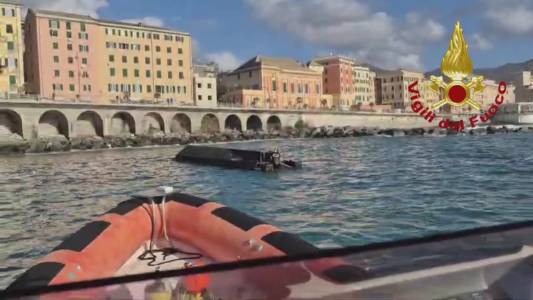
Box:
(175, 145), (301, 171)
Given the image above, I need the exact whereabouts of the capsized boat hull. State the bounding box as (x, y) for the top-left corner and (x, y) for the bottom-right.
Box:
(175, 145), (301, 171)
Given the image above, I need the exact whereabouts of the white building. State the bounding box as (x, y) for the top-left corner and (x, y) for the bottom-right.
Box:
(193, 64), (217, 108)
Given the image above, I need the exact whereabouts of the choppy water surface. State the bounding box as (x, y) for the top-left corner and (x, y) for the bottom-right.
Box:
(1, 134), (533, 287)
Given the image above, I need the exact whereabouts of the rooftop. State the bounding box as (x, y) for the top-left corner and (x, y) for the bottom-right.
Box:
(31, 9), (190, 35)
(233, 56), (316, 73)
(0, 0), (21, 6)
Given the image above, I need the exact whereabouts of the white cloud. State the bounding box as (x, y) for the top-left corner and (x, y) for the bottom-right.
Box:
(121, 16), (165, 27)
(471, 33), (493, 50)
(244, 0), (446, 70)
(22, 0), (108, 17)
(483, 0), (533, 34)
(205, 51), (242, 71)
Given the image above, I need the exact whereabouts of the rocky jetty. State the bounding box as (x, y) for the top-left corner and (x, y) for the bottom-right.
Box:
(0, 125), (528, 155)
(0, 134), (29, 154)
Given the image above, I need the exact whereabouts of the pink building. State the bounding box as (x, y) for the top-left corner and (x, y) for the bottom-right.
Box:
(311, 56), (376, 111)
(24, 9), (193, 104)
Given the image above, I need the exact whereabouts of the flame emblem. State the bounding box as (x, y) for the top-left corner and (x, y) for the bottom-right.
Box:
(430, 22), (484, 110)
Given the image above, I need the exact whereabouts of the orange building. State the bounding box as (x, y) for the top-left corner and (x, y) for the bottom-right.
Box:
(24, 9), (193, 105)
(219, 56), (325, 109)
(311, 56), (376, 111)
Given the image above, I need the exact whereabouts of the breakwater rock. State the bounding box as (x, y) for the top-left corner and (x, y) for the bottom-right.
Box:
(0, 134), (29, 154)
(0, 125), (529, 155)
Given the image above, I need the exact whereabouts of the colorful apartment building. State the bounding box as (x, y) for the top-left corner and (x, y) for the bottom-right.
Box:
(376, 69), (425, 111)
(0, 0), (23, 97)
(310, 56), (376, 111)
(193, 64), (217, 108)
(24, 9), (193, 104)
(218, 56), (325, 109)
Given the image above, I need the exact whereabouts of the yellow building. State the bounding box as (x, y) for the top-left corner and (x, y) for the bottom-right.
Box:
(0, 0), (23, 97)
(25, 9), (193, 105)
(219, 56), (324, 109)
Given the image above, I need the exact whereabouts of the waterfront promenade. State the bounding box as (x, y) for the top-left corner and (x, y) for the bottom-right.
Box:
(0, 97), (434, 139)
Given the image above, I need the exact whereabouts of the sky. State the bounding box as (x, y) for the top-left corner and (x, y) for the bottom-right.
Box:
(20, 0), (533, 72)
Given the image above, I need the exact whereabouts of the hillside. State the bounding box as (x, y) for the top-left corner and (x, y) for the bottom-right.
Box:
(426, 59), (533, 84)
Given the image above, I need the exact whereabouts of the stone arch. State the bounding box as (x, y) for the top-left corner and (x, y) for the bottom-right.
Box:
(111, 112), (136, 135)
(75, 111), (104, 137)
(38, 110), (69, 138)
(267, 115), (282, 131)
(0, 109), (23, 137)
(225, 114), (242, 131)
(170, 113), (191, 133)
(143, 112), (165, 134)
(201, 113), (220, 133)
(246, 115), (262, 131)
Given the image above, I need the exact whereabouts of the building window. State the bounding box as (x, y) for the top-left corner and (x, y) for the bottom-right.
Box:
(110, 68), (116, 76)
(198, 95), (202, 101)
(157, 70), (162, 78)
(6, 24), (13, 34)
(133, 56), (139, 64)
(69, 71), (74, 78)
(67, 44), (73, 51)
(82, 58), (88, 65)
(66, 31), (72, 38)
(147, 85), (152, 93)
(123, 69), (128, 77)
(178, 48), (183, 54)
(53, 42), (59, 49)
(207, 83), (212, 89)
(49, 19), (60, 29)
(179, 72), (184, 79)
(208, 95), (212, 101)
(9, 76), (17, 86)
(54, 70), (60, 77)
(69, 84), (75, 91)
(156, 46), (161, 52)
(146, 70), (151, 78)
(7, 42), (14, 51)
(134, 69), (140, 77)
(145, 57), (150, 64)
(283, 83), (287, 93)
(291, 83), (295, 93)
(65, 21), (71, 30)
(68, 57), (73, 64)
(156, 58), (161, 65)
(145, 45), (150, 51)
(178, 60), (183, 67)
(272, 80), (277, 91)
(168, 71), (173, 79)
(122, 56), (127, 63)
(82, 71), (89, 78)
(167, 59), (172, 66)
(80, 23), (86, 32)
(53, 56), (59, 63)
(109, 55), (114, 62)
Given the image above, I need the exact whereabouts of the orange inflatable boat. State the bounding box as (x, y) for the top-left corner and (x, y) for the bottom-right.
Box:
(7, 189), (367, 299)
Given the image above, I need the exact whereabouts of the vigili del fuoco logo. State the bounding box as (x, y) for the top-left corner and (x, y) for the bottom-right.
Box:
(408, 21), (508, 132)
